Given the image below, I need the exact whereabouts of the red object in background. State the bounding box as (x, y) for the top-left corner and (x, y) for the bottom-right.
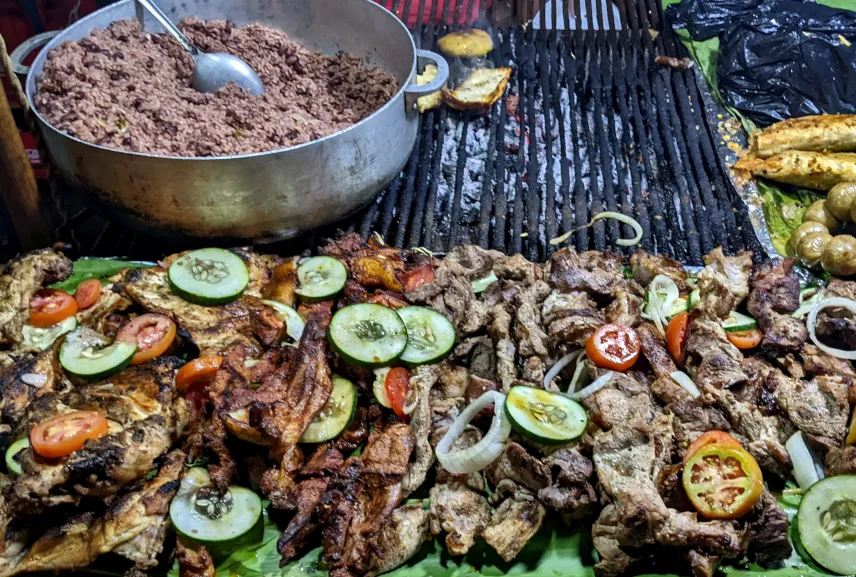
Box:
(380, 0), (491, 27)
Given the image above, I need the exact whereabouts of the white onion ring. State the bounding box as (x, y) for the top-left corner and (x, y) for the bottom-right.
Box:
(543, 350), (582, 391)
(402, 387), (419, 415)
(649, 292), (666, 336)
(650, 275), (679, 316)
(567, 357), (590, 396)
(786, 431), (824, 489)
(807, 297), (856, 359)
(549, 212), (643, 247)
(20, 373), (47, 388)
(435, 391), (511, 474)
(569, 371), (614, 401)
(670, 370), (701, 399)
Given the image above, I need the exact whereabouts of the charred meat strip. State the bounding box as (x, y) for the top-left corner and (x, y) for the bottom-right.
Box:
(747, 259), (806, 350)
(684, 312), (747, 389)
(630, 251), (689, 291)
(695, 248), (753, 319)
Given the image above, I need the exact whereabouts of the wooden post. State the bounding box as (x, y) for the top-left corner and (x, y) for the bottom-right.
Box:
(0, 80), (52, 249)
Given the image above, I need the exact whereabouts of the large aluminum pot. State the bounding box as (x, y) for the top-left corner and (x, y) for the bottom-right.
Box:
(22, 0), (448, 242)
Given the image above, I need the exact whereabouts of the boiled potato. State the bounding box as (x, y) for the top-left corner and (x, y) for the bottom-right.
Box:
(826, 182), (856, 221)
(796, 231), (832, 267)
(789, 221), (829, 254)
(803, 200), (839, 230)
(822, 234), (856, 276)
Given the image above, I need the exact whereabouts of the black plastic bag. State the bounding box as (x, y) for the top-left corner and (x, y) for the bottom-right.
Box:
(666, 0), (856, 127)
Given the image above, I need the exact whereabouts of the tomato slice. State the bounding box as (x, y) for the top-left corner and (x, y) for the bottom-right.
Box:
(666, 311), (688, 365)
(727, 328), (763, 349)
(683, 430), (742, 465)
(586, 324), (641, 371)
(116, 313), (177, 365)
(175, 356), (224, 391)
(399, 265), (435, 292)
(74, 279), (103, 310)
(29, 289), (78, 328)
(385, 367), (412, 420)
(682, 442), (763, 519)
(30, 410), (109, 458)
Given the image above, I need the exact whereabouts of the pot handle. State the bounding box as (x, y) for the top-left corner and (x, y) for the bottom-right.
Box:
(9, 31), (59, 76)
(405, 49), (449, 96)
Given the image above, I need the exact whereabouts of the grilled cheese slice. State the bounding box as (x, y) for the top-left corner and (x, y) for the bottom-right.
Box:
(416, 64), (444, 113)
(437, 29), (494, 58)
(443, 67), (512, 111)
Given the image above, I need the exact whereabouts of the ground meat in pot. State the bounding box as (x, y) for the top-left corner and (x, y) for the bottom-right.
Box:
(35, 18), (399, 157)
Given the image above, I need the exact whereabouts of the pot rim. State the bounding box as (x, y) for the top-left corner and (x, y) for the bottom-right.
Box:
(25, 0), (416, 162)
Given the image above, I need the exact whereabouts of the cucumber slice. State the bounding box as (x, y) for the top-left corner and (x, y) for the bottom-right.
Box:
(170, 467), (263, 560)
(688, 288), (700, 310)
(798, 475), (856, 575)
(294, 256), (348, 300)
(261, 300), (305, 342)
(505, 386), (588, 445)
(328, 304), (407, 368)
(373, 368), (393, 408)
(300, 376), (357, 443)
(59, 327), (137, 380)
(397, 306), (456, 365)
(471, 271), (498, 294)
(168, 248), (249, 305)
(722, 311), (757, 333)
(22, 316), (77, 350)
(4, 438), (29, 475)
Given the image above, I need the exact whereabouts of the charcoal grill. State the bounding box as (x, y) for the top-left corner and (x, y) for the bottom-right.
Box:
(0, 0), (763, 264)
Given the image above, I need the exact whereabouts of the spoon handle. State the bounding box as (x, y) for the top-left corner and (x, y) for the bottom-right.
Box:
(135, 0), (199, 57)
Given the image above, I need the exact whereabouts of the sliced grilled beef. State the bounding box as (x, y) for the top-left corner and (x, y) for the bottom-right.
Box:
(695, 248), (753, 319)
(747, 259), (806, 350)
(630, 251), (689, 291)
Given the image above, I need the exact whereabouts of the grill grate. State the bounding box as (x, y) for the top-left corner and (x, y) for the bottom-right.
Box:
(53, 0), (762, 265)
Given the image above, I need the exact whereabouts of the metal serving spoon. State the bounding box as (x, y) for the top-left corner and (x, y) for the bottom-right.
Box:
(136, 0), (265, 96)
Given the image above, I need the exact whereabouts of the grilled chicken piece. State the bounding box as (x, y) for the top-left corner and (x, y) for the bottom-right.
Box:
(0, 345), (70, 456)
(429, 481), (490, 556)
(207, 303), (333, 506)
(75, 280), (132, 334)
(319, 422), (415, 577)
(0, 249), (72, 346)
(367, 505), (430, 577)
(176, 539), (216, 577)
(262, 257), (299, 307)
(483, 497), (546, 562)
(120, 266), (264, 357)
(9, 358), (187, 513)
(0, 450), (185, 577)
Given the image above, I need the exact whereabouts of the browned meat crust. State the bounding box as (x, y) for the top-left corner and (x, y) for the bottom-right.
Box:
(747, 259), (806, 350)
(0, 249), (72, 346)
(176, 540), (216, 577)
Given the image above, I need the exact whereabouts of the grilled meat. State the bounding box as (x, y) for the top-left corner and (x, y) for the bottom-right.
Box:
(548, 249), (629, 296)
(0, 345), (70, 456)
(0, 249), (72, 346)
(366, 504), (430, 577)
(319, 422), (415, 577)
(695, 248), (752, 319)
(537, 448), (598, 519)
(684, 312), (747, 389)
(120, 266), (264, 357)
(176, 540), (216, 577)
(630, 251), (689, 291)
(543, 290), (606, 349)
(75, 281), (132, 334)
(483, 496), (546, 562)
(9, 358), (186, 512)
(0, 450), (185, 577)
(429, 481), (490, 556)
(747, 260), (806, 350)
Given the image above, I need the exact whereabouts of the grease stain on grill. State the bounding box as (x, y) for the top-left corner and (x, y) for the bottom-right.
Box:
(58, 0), (761, 266)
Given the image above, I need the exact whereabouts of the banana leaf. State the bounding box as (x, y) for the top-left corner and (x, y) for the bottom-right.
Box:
(166, 491), (831, 577)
